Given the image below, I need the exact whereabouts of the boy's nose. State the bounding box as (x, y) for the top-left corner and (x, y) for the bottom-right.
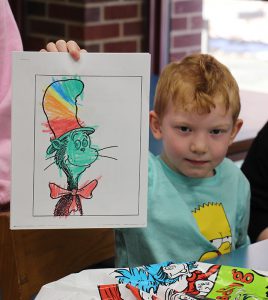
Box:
(190, 136), (208, 154)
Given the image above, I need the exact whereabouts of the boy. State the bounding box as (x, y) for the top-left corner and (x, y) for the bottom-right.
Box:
(115, 53), (250, 267)
(43, 44), (250, 268)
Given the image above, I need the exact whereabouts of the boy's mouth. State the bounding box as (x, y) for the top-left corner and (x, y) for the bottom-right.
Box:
(185, 158), (209, 166)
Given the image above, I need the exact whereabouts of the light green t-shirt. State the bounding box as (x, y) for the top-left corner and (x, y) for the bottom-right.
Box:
(115, 152), (250, 267)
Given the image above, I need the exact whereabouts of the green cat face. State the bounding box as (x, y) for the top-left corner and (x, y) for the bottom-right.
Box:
(66, 130), (98, 168)
(46, 127), (98, 177)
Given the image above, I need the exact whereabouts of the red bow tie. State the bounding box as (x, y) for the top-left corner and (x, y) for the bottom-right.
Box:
(49, 180), (98, 213)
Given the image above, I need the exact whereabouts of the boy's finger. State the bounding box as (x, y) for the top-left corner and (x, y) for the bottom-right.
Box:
(55, 40), (68, 52)
(46, 42), (58, 52)
(66, 40), (80, 51)
(67, 40), (81, 60)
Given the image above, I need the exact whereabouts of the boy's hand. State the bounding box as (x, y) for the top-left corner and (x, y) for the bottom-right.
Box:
(40, 40), (87, 61)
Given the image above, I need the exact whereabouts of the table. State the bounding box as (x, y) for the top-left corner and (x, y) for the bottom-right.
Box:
(207, 239), (268, 271)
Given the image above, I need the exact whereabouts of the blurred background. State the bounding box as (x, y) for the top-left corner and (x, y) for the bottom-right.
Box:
(203, 0), (268, 94)
(8, 0), (203, 75)
(8, 0), (268, 89)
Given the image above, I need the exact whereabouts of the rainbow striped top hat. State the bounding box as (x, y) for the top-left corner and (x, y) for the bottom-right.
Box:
(42, 78), (95, 141)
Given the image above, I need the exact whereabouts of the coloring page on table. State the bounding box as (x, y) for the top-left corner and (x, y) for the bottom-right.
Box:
(11, 52), (150, 229)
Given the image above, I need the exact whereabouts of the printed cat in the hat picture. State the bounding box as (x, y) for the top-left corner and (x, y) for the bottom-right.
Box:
(42, 78), (117, 216)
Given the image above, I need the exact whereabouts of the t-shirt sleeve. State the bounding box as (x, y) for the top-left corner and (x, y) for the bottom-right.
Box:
(236, 175), (251, 248)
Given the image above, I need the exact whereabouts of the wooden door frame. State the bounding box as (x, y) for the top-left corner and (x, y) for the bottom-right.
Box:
(149, 0), (170, 75)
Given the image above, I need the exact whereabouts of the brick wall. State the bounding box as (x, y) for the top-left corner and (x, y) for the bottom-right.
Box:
(21, 0), (203, 67)
(169, 0), (203, 61)
(24, 0), (147, 52)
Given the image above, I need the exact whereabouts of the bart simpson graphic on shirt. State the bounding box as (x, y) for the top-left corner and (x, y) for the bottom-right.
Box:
(192, 203), (232, 261)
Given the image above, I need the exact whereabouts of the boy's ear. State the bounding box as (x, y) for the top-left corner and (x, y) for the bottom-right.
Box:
(149, 111), (162, 140)
(229, 118), (243, 145)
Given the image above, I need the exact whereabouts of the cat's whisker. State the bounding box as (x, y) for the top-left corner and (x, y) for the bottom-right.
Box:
(46, 155), (55, 160)
(98, 154), (117, 160)
(44, 161), (56, 171)
(98, 145), (118, 152)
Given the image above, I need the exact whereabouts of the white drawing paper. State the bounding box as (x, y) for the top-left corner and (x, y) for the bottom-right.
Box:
(11, 52), (150, 229)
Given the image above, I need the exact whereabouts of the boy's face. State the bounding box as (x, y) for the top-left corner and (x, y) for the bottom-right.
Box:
(150, 101), (242, 178)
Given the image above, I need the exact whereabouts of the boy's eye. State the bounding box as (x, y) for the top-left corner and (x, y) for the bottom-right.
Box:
(210, 129), (223, 135)
(179, 126), (191, 133)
